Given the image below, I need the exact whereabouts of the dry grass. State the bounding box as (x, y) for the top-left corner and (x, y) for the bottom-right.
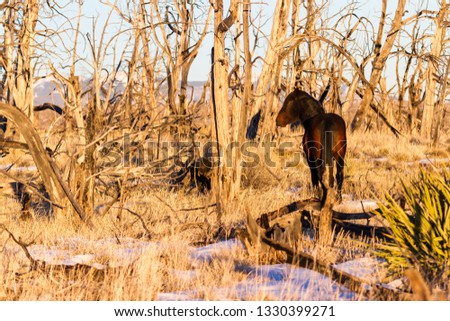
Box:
(0, 129), (449, 301)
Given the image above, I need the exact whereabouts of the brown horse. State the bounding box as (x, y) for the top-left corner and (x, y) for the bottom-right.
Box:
(276, 88), (347, 203)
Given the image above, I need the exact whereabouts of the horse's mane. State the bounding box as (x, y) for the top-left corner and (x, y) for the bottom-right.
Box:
(288, 88), (325, 122)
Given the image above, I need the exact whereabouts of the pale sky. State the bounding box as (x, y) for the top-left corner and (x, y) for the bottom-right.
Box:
(36, 0), (440, 89)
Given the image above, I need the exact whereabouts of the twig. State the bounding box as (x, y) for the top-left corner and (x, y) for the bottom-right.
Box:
(178, 203), (217, 212)
(153, 194), (177, 214)
(47, 157), (92, 226)
(0, 224), (45, 271)
(120, 207), (152, 238)
(116, 168), (130, 221)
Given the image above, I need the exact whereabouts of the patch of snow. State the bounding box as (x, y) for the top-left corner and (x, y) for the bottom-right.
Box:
(168, 269), (199, 282)
(191, 239), (244, 264)
(157, 291), (200, 301)
(158, 264), (355, 301)
(370, 157), (389, 163)
(23, 237), (157, 269)
(333, 199), (379, 214)
(7, 236), (394, 300)
(60, 254), (105, 269)
(0, 165), (37, 172)
(386, 278), (406, 291)
(288, 186), (303, 193)
(418, 158), (450, 165)
(28, 245), (73, 263)
(334, 257), (385, 283)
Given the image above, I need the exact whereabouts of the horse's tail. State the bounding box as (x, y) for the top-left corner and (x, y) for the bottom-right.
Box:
(323, 130), (334, 189)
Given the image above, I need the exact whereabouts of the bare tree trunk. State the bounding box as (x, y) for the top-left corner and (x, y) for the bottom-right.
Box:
(2, 2), (16, 108)
(287, 0), (301, 93)
(433, 55), (450, 144)
(241, 0), (252, 154)
(252, 0), (291, 138)
(178, 2), (212, 116)
(408, 58), (425, 132)
(177, 1), (192, 116)
(229, 3), (243, 201)
(138, 1), (157, 116)
(227, 1), (251, 201)
(304, 0), (319, 94)
(421, 0), (447, 139)
(211, 0), (238, 216)
(3, 0), (39, 123)
(151, 0), (212, 116)
(351, 0), (406, 132)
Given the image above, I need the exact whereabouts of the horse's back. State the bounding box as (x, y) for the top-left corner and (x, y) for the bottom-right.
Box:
(322, 113), (346, 140)
(305, 113), (347, 162)
(322, 113), (347, 162)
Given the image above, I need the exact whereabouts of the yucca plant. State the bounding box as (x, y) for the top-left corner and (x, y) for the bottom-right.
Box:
(377, 169), (450, 288)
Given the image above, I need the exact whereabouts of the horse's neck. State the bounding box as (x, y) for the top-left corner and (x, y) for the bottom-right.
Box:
(300, 108), (325, 125)
(301, 117), (315, 129)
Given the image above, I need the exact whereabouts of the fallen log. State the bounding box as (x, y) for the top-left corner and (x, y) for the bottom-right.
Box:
(333, 219), (390, 239)
(255, 198), (389, 239)
(240, 215), (408, 300)
(260, 231), (408, 300)
(255, 198), (321, 228)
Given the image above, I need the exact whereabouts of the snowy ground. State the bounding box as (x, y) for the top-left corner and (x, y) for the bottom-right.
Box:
(3, 236), (397, 301)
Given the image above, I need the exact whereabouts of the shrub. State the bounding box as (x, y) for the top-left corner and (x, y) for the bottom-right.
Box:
(377, 170), (450, 288)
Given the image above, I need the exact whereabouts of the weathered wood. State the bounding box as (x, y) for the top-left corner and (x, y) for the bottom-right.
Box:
(259, 233), (409, 300)
(0, 102), (65, 201)
(252, 0), (291, 138)
(241, 212), (406, 299)
(256, 198), (376, 224)
(0, 102), (89, 223)
(255, 198), (321, 226)
(332, 219), (390, 240)
(351, 0), (407, 132)
(0, 139), (29, 151)
(421, 0), (447, 139)
(244, 206), (404, 299)
(34, 103), (64, 115)
(255, 198), (389, 239)
(332, 210), (375, 221)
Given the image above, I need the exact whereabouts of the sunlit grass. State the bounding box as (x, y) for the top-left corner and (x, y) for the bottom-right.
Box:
(0, 130), (449, 300)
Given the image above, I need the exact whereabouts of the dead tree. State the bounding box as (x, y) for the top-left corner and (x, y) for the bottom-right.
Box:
(210, 0), (238, 214)
(1, 0), (40, 124)
(0, 102), (88, 223)
(350, 0), (406, 132)
(433, 55), (450, 145)
(150, 0), (212, 116)
(251, 0), (291, 139)
(421, 0), (448, 139)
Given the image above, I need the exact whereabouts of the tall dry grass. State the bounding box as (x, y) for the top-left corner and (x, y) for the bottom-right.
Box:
(0, 129), (449, 300)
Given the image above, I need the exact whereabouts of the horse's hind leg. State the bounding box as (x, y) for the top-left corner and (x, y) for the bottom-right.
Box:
(307, 160), (320, 189)
(336, 159), (344, 202)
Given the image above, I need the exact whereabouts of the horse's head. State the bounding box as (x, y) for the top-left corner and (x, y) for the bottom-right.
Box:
(275, 103), (296, 127)
(276, 88), (325, 127)
(276, 90), (301, 127)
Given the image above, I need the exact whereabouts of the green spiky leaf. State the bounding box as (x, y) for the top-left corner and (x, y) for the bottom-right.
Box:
(377, 169), (450, 287)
